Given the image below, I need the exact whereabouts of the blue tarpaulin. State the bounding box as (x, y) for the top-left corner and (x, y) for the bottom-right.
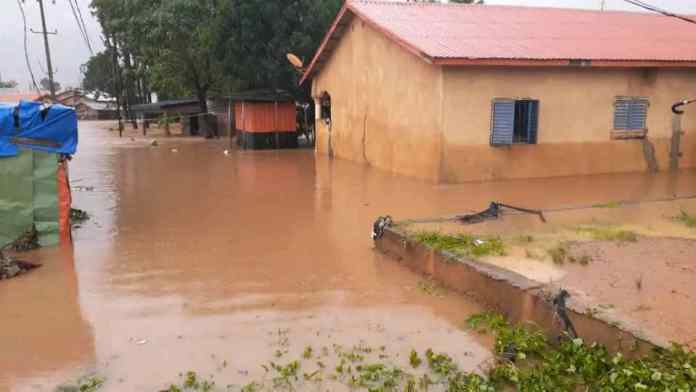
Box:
(0, 100), (78, 157)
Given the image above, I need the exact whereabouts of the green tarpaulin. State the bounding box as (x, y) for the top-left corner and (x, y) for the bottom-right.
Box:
(0, 149), (59, 247)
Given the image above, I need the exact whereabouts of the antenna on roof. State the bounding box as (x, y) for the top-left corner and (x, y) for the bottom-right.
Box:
(287, 53), (305, 74)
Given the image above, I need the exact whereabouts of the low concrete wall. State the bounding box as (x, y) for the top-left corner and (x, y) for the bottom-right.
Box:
(376, 226), (668, 356)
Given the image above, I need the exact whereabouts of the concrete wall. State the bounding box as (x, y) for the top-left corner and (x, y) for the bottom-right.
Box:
(312, 17), (444, 182)
(442, 67), (696, 182)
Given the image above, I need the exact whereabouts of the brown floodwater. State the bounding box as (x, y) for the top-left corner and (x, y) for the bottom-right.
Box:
(2, 122), (696, 391)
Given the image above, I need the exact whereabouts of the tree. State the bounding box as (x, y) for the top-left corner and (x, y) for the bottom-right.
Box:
(217, 0), (342, 98)
(0, 80), (18, 89)
(89, 0), (342, 111)
(40, 77), (61, 92)
(82, 51), (115, 97)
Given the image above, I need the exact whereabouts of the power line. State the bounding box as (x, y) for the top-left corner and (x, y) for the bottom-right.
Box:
(67, 0), (93, 54)
(67, 0), (88, 47)
(72, 0), (94, 54)
(16, 0), (41, 94)
(622, 0), (696, 25)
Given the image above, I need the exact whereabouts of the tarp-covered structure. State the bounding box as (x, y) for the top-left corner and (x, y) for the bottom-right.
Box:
(0, 100), (78, 247)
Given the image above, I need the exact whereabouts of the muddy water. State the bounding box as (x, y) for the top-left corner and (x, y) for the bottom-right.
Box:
(2, 122), (696, 391)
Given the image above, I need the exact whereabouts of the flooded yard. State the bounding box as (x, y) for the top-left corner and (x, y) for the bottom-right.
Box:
(2, 121), (696, 391)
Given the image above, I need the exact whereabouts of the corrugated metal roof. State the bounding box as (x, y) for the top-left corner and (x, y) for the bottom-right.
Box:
(0, 91), (46, 104)
(227, 89), (295, 102)
(301, 1), (696, 84)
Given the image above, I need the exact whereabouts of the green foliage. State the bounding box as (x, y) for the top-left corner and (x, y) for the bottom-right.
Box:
(55, 375), (105, 392)
(592, 200), (624, 209)
(467, 312), (547, 359)
(547, 242), (571, 264)
(81, 52), (115, 97)
(675, 210), (696, 228)
(546, 242), (592, 265)
(40, 77), (61, 92)
(576, 226), (638, 242)
(412, 231), (505, 258)
(470, 312), (696, 392)
(303, 345), (313, 359)
(158, 326), (696, 392)
(89, 0), (343, 105)
(0, 80), (18, 89)
(409, 350), (422, 368)
(164, 371), (214, 392)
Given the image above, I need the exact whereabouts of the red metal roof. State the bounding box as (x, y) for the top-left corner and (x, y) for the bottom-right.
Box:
(301, 1), (696, 84)
(0, 91), (46, 104)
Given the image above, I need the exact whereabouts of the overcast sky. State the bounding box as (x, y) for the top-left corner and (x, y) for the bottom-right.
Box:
(0, 0), (695, 90)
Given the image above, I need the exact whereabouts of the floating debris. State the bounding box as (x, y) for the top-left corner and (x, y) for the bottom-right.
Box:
(3, 226), (39, 252)
(0, 252), (40, 280)
(458, 202), (546, 224)
(70, 208), (90, 223)
(72, 185), (95, 192)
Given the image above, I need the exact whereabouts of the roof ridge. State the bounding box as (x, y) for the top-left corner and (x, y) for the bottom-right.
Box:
(348, 0), (660, 16)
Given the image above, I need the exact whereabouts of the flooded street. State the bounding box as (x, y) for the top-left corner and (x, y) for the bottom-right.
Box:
(2, 121), (696, 391)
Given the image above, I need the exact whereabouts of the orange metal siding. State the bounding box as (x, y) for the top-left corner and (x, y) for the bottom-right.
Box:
(234, 101), (296, 133)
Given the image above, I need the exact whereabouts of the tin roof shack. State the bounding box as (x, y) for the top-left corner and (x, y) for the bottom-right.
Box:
(130, 99), (212, 136)
(43, 90), (118, 120)
(302, 1), (696, 183)
(231, 90), (298, 150)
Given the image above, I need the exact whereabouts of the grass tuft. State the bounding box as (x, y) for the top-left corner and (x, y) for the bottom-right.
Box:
(412, 231), (505, 258)
(575, 226), (638, 242)
(547, 242), (570, 265)
(592, 201), (623, 209)
(674, 210), (696, 228)
(547, 242), (592, 265)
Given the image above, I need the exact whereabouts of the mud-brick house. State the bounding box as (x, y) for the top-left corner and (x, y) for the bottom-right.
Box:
(300, 1), (696, 183)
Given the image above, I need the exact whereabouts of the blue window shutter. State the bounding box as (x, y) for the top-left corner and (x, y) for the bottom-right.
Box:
(614, 98), (630, 130)
(628, 99), (648, 130)
(526, 100), (539, 144)
(490, 99), (515, 146)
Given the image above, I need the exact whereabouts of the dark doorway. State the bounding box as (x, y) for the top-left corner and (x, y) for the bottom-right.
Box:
(190, 116), (200, 136)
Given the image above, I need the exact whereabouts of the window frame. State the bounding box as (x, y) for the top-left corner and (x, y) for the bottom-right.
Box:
(490, 98), (539, 146)
(612, 96), (649, 139)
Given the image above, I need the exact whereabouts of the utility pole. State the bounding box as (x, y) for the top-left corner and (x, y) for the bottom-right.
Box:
(36, 0), (57, 100)
(600, 0), (606, 11)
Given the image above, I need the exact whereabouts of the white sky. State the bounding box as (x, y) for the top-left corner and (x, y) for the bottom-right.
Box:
(0, 0), (694, 90)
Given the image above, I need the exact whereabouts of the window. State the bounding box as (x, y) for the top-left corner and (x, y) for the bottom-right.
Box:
(613, 97), (648, 131)
(490, 99), (539, 146)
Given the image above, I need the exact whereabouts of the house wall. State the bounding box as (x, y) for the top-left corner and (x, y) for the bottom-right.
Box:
(312, 17), (444, 182)
(442, 67), (696, 182)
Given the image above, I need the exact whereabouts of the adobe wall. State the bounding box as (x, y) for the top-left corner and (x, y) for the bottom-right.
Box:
(312, 17), (444, 182)
(441, 67), (696, 182)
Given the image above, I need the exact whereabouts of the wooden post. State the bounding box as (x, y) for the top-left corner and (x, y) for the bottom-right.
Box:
(670, 113), (683, 172)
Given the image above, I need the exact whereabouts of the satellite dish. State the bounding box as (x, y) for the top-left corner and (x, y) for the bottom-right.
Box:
(287, 53), (304, 70)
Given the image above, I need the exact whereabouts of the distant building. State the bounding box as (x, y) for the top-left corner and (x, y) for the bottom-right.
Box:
(302, 1), (696, 182)
(0, 90), (47, 104)
(130, 99), (211, 136)
(34, 89), (118, 120)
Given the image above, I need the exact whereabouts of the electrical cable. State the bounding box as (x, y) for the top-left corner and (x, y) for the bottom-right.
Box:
(16, 0), (41, 94)
(622, 0), (696, 25)
(72, 0), (94, 54)
(67, 0), (93, 54)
